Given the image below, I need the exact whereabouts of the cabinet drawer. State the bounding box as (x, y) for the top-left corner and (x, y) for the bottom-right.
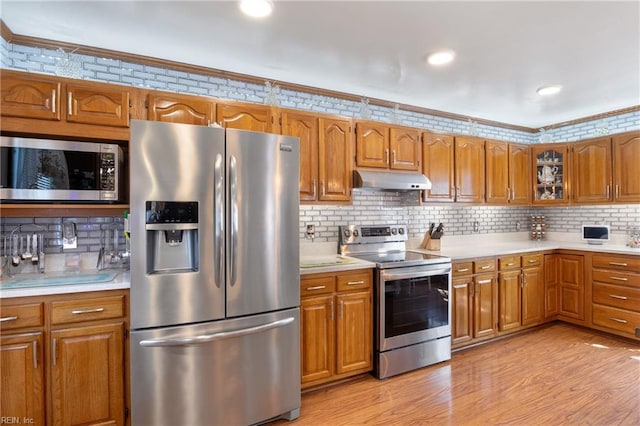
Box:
(592, 255), (640, 272)
(522, 253), (543, 268)
(453, 262), (473, 276)
(336, 271), (371, 292)
(51, 295), (125, 325)
(301, 276), (336, 297)
(0, 303), (44, 330)
(592, 304), (640, 335)
(474, 259), (496, 273)
(592, 269), (640, 288)
(593, 283), (640, 312)
(498, 256), (521, 270)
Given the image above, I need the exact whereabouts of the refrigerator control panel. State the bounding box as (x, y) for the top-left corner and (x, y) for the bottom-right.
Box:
(146, 201), (198, 224)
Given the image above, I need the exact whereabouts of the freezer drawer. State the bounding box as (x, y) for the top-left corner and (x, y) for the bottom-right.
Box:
(130, 309), (301, 426)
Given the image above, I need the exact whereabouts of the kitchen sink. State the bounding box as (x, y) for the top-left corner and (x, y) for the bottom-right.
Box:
(1, 271), (118, 289)
(300, 256), (359, 268)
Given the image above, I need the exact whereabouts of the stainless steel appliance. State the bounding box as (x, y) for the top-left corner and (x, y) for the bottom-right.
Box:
(0, 136), (122, 202)
(129, 120), (300, 425)
(339, 224), (452, 379)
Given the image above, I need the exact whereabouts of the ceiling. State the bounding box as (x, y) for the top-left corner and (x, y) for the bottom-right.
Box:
(1, 0), (639, 129)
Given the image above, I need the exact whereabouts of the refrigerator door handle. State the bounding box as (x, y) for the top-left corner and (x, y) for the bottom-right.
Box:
(138, 316), (295, 347)
(229, 155), (238, 286)
(214, 153), (224, 288)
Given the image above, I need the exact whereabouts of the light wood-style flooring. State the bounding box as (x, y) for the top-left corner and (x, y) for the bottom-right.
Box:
(272, 324), (640, 425)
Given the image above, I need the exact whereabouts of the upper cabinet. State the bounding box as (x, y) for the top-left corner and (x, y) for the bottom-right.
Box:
(355, 121), (420, 171)
(215, 101), (277, 132)
(532, 144), (570, 204)
(572, 137), (612, 203)
(318, 117), (352, 202)
(612, 131), (640, 203)
(422, 131), (455, 202)
(147, 92), (215, 125)
(454, 136), (485, 203)
(1, 70), (134, 140)
(281, 109), (320, 202)
(485, 140), (530, 204)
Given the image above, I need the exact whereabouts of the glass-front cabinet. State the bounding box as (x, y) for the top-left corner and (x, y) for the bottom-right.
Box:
(532, 144), (570, 204)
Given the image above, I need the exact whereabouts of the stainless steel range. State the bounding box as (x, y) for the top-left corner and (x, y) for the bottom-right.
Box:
(339, 224), (452, 379)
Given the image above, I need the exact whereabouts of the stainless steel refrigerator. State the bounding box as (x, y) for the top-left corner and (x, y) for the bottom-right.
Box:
(129, 120), (300, 425)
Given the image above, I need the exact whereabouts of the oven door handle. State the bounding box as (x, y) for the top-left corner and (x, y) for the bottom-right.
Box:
(380, 266), (451, 281)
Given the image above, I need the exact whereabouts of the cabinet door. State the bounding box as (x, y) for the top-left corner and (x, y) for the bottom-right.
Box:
(355, 121), (389, 168)
(423, 132), (455, 202)
(1, 73), (61, 120)
(66, 83), (130, 127)
(318, 118), (351, 202)
(522, 266), (544, 326)
(474, 274), (498, 338)
(300, 295), (335, 386)
(572, 137), (612, 203)
(452, 276), (473, 345)
(454, 137), (485, 203)
(544, 254), (559, 318)
(216, 102), (274, 132)
(509, 143), (531, 204)
(0, 332), (44, 426)
(532, 144), (569, 204)
(485, 140), (509, 204)
(558, 255), (585, 321)
(389, 126), (421, 171)
(282, 110), (319, 202)
(50, 323), (124, 426)
(613, 132), (640, 202)
(147, 93), (214, 125)
(499, 270), (521, 331)
(335, 291), (372, 375)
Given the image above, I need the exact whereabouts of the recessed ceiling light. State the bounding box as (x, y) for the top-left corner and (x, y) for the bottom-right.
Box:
(536, 85), (562, 96)
(239, 0), (273, 18)
(426, 50), (456, 66)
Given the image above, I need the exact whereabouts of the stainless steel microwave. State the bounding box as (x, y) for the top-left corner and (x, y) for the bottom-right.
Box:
(0, 136), (123, 202)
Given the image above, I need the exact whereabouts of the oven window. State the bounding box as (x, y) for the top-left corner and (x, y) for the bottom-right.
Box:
(384, 274), (449, 338)
(1, 147), (99, 190)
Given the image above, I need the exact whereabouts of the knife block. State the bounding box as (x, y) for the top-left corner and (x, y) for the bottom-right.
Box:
(420, 233), (441, 251)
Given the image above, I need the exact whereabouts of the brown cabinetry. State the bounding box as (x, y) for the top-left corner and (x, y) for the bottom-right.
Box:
(532, 144), (570, 204)
(1, 72), (61, 121)
(612, 131), (640, 202)
(572, 137), (612, 203)
(317, 117), (352, 202)
(147, 92), (215, 125)
(300, 269), (372, 389)
(591, 254), (640, 339)
(216, 101), (276, 132)
(355, 121), (420, 171)
(0, 291), (128, 426)
(454, 136), (485, 203)
(499, 253), (545, 332)
(557, 254), (585, 322)
(281, 110), (320, 202)
(544, 254), (560, 318)
(451, 260), (498, 348)
(422, 132), (455, 202)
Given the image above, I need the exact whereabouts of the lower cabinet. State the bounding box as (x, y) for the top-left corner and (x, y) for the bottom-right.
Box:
(557, 254), (585, 322)
(498, 253), (544, 332)
(300, 269), (372, 389)
(0, 290), (128, 426)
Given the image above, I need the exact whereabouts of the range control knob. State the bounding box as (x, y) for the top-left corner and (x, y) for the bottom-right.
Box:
(391, 228), (398, 235)
(353, 229), (359, 237)
(398, 227), (405, 235)
(344, 229), (352, 238)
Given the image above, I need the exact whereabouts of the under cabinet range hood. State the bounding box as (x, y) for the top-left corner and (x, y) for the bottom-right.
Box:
(353, 170), (432, 191)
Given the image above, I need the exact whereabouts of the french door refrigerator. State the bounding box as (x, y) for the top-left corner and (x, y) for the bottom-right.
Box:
(129, 120), (300, 425)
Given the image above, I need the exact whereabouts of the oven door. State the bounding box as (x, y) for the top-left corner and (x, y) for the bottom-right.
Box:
(377, 264), (451, 352)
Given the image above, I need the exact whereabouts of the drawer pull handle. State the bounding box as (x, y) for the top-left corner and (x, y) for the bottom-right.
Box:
(52, 338), (57, 366)
(33, 341), (38, 370)
(608, 317), (627, 324)
(528, 259), (538, 263)
(480, 265), (491, 270)
(0, 316), (18, 322)
(609, 262), (628, 267)
(51, 89), (56, 113)
(456, 268), (469, 273)
(453, 284), (468, 289)
(71, 307), (104, 315)
(610, 276), (628, 282)
(67, 92), (73, 115)
(306, 285), (326, 291)
(477, 279), (492, 284)
(506, 263), (515, 266)
(609, 294), (628, 300)
(347, 280), (365, 286)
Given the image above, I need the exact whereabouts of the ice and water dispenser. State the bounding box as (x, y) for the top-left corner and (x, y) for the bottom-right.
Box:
(145, 201), (199, 274)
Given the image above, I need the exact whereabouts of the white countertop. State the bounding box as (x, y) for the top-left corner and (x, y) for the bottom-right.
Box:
(0, 270), (130, 298)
